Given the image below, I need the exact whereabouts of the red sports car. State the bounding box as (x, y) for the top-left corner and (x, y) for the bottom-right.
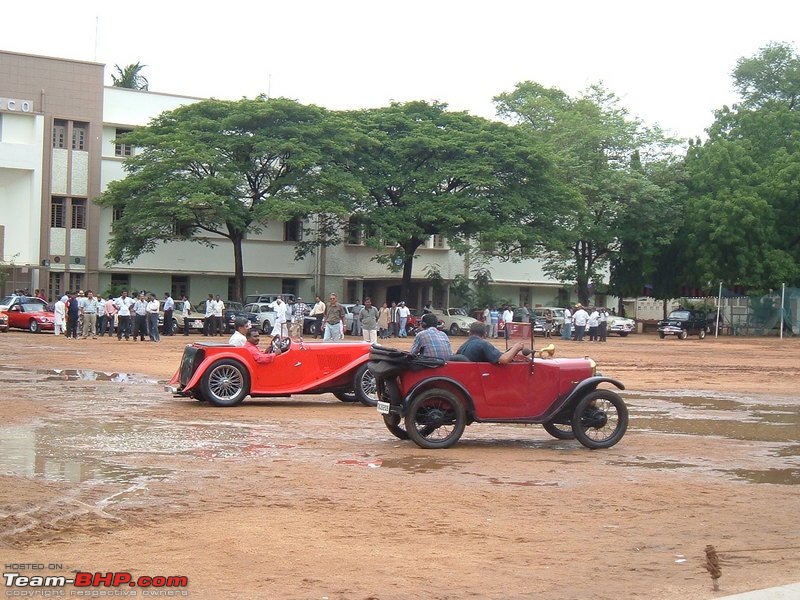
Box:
(168, 338), (378, 407)
(4, 299), (55, 333)
(368, 346), (628, 450)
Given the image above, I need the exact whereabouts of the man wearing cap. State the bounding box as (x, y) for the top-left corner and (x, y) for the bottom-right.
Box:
(411, 313), (452, 359)
(228, 316), (250, 347)
(397, 301), (411, 338)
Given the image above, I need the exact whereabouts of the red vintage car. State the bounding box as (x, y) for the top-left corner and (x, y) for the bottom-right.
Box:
(168, 338), (378, 407)
(2, 297), (54, 333)
(368, 346), (628, 450)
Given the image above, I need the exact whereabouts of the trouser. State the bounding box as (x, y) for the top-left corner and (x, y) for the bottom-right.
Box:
(97, 315), (107, 336)
(66, 317), (79, 338)
(183, 315), (190, 335)
(163, 310), (173, 335)
(561, 323), (572, 340)
(599, 322), (607, 342)
(148, 313), (160, 341)
(82, 313), (97, 337)
(323, 322), (342, 341)
(133, 314), (147, 340)
(589, 325), (599, 341)
(215, 316), (223, 335)
(489, 323), (498, 338)
(117, 315), (131, 339)
(289, 320), (302, 338)
(54, 320), (65, 335)
(398, 317), (408, 337)
(203, 317), (213, 336)
(575, 325), (586, 341)
(362, 329), (378, 344)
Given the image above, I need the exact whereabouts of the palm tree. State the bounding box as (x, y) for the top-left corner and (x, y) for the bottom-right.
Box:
(111, 63), (149, 90)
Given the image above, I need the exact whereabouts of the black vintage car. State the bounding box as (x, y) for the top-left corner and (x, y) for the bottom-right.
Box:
(657, 309), (708, 340)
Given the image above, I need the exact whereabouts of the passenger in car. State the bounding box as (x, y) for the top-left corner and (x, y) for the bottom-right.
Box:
(456, 322), (525, 364)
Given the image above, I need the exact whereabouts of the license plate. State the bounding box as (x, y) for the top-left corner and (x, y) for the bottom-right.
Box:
(192, 320), (203, 328)
(377, 401), (390, 414)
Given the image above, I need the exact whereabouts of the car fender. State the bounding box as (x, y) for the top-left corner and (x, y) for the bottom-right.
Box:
(555, 376), (625, 414)
(183, 350), (255, 392)
(403, 376), (476, 416)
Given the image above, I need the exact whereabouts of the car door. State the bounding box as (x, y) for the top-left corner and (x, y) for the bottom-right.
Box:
(473, 361), (534, 420)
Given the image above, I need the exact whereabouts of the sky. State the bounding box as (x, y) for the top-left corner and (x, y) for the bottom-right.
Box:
(4, 1), (798, 142)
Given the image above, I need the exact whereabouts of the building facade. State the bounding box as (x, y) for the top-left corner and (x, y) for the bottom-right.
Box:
(1, 50), (591, 309)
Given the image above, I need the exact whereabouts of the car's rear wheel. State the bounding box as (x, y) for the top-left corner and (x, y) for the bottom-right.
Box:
(201, 359), (250, 407)
(679, 330), (688, 340)
(618, 332), (629, 337)
(355, 364), (378, 406)
(260, 319), (272, 334)
(658, 331), (666, 339)
(29, 320), (40, 333)
(542, 422), (576, 440)
(383, 414), (410, 440)
(449, 323), (460, 336)
(405, 388), (466, 449)
(698, 329), (706, 339)
(170, 319), (178, 335)
(334, 391), (358, 402)
(571, 389), (628, 449)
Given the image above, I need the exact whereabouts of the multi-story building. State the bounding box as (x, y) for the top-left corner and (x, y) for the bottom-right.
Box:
(1, 50), (588, 309)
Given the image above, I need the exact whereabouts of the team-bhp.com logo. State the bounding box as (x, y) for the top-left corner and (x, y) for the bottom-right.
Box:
(4, 571), (189, 596)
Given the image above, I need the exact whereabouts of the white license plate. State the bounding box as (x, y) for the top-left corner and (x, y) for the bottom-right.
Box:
(192, 320), (203, 328)
(377, 401), (391, 414)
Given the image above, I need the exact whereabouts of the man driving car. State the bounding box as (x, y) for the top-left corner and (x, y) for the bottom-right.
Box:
(456, 322), (525, 364)
(245, 329), (282, 364)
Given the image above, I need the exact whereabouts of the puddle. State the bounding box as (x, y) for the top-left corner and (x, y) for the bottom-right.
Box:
(0, 365), (159, 385)
(487, 477), (559, 487)
(725, 468), (800, 485)
(379, 456), (462, 473)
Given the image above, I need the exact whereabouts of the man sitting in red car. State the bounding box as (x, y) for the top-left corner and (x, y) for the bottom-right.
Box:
(456, 322), (525, 364)
(245, 329), (282, 364)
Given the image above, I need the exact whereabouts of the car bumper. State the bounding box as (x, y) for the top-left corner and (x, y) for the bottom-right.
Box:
(658, 326), (683, 335)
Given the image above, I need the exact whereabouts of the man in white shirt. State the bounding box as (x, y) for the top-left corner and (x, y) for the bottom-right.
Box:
(146, 294), (161, 342)
(80, 290), (100, 339)
(309, 296), (326, 339)
(502, 306), (514, 341)
(203, 295), (215, 336)
(162, 292), (175, 336)
(397, 301), (411, 338)
(561, 306), (573, 341)
(181, 295), (191, 336)
(228, 316), (250, 347)
(572, 304), (589, 341)
(212, 295), (225, 336)
(268, 296), (290, 337)
(53, 295), (66, 336)
(115, 290), (134, 341)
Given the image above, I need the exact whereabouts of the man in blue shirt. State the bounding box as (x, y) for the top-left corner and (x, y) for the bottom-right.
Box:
(456, 322), (525, 364)
(410, 313), (452, 359)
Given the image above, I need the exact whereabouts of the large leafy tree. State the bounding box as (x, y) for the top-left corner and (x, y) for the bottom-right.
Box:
(495, 83), (677, 305)
(111, 62), (149, 90)
(681, 43), (800, 291)
(96, 97), (351, 301)
(332, 101), (555, 301)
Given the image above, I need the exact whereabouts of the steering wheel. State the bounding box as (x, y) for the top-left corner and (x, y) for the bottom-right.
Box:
(271, 335), (291, 353)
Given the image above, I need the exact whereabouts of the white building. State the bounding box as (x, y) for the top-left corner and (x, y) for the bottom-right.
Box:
(1, 50), (591, 309)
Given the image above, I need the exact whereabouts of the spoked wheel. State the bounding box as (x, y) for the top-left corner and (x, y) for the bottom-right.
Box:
(542, 421), (576, 440)
(201, 359), (250, 407)
(334, 390), (358, 402)
(571, 389), (628, 449)
(383, 414), (410, 440)
(354, 364), (378, 406)
(404, 388), (466, 449)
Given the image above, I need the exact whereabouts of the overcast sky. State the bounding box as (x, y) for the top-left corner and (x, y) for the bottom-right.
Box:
(4, 1), (798, 141)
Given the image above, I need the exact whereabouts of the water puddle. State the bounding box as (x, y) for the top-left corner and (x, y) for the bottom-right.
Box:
(725, 468), (800, 485)
(378, 455), (463, 473)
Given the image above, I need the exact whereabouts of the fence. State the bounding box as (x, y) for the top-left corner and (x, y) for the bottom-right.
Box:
(685, 285), (798, 337)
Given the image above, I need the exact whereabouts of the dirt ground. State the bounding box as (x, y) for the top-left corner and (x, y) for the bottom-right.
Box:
(0, 330), (798, 600)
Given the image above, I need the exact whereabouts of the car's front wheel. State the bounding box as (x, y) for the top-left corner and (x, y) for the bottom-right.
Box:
(571, 389), (628, 449)
(405, 388), (466, 449)
(29, 320), (40, 333)
(260, 320), (272, 334)
(542, 422), (575, 440)
(618, 332), (629, 337)
(698, 329), (706, 339)
(658, 331), (666, 339)
(201, 359), (250, 407)
(679, 330), (689, 340)
(383, 414), (410, 440)
(449, 323), (460, 336)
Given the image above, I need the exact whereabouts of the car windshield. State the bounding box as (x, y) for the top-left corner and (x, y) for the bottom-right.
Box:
(668, 311), (691, 320)
(448, 308), (468, 316)
(0, 296), (14, 308)
(21, 303), (46, 312)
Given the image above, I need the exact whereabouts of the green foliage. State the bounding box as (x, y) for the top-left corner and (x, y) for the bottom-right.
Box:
(681, 42), (800, 291)
(495, 82), (680, 304)
(111, 63), (149, 90)
(335, 101), (555, 300)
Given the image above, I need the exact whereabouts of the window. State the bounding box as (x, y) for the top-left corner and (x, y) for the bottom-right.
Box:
(52, 120), (66, 148)
(284, 218), (303, 242)
(172, 276), (189, 300)
(115, 128), (133, 157)
(227, 277), (236, 301)
(112, 205), (124, 222)
(71, 199), (86, 229)
(111, 274), (130, 291)
(281, 279), (298, 297)
(431, 234), (446, 249)
(51, 197), (65, 228)
(72, 122), (88, 151)
(346, 217), (364, 245)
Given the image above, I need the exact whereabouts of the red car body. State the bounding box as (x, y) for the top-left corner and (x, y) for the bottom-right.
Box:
(369, 347), (628, 450)
(5, 302), (55, 332)
(168, 339), (377, 407)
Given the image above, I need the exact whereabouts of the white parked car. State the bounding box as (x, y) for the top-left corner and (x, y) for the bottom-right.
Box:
(607, 315), (635, 337)
(432, 308), (478, 336)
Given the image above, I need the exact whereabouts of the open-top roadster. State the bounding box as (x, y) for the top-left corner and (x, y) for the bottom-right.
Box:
(368, 345), (628, 450)
(168, 338), (377, 407)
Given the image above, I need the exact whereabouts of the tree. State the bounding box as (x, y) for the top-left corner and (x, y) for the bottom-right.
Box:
(681, 43), (800, 291)
(95, 97), (351, 301)
(495, 82), (678, 304)
(111, 63), (149, 90)
(332, 101), (554, 301)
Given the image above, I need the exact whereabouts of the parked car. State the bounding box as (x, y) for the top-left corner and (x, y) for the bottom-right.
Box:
(431, 308), (477, 336)
(657, 309), (708, 340)
(510, 307), (547, 336)
(407, 309), (444, 335)
(244, 293), (295, 305)
(0, 311), (8, 333)
(163, 300), (206, 334)
(607, 315), (635, 337)
(242, 302), (277, 334)
(167, 338), (377, 407)
(531, 307), (565, 334)
(1, 296), (54, 333)
(223, 301), (245, 332)
(368, 346), (628, 450)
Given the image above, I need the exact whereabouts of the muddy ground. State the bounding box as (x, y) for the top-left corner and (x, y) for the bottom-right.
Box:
(0, 330), (798, 599)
